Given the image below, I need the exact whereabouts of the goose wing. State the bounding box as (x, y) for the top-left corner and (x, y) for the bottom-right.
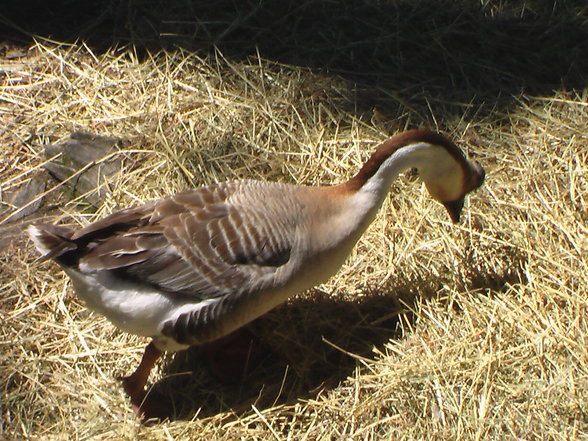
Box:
(75, 181), (301, 300)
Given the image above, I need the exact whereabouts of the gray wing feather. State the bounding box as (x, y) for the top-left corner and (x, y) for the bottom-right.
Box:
(77, 181), (299, 300)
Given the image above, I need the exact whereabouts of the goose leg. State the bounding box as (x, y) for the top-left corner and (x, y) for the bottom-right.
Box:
(119, 342), (163, 416)
(202, 328), (267, 383)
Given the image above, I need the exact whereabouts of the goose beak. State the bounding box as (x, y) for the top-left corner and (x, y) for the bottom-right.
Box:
(442, 198), (465, 224)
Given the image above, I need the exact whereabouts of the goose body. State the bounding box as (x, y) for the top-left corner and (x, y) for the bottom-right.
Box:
(28, 129), (485, 415)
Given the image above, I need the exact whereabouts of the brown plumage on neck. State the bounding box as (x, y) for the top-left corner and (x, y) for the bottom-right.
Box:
(337, 129), (485, 222)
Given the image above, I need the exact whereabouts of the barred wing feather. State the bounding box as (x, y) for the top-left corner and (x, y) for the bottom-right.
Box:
(75, 181), (298, 300)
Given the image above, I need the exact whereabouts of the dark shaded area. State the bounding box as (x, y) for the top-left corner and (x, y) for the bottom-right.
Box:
(1, 0), (587, 117)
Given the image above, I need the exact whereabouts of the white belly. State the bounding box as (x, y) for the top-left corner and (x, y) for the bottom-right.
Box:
(63, 268), (214, 351)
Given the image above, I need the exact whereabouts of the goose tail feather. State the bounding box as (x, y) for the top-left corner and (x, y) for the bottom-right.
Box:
(27, 224), (78, 264)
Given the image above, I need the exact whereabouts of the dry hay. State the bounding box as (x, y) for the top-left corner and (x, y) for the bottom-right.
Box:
(1, 3), (587, 440)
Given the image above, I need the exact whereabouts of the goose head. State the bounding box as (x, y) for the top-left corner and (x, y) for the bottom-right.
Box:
(417, 135), (485, 223)
(344, 129), (485, 224)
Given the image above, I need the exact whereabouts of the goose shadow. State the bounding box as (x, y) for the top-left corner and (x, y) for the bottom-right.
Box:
(142, 245), (526, 422)
(143, 291), (406, 421)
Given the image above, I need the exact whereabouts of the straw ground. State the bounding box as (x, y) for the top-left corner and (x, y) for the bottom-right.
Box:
(1, 2), (587, 439)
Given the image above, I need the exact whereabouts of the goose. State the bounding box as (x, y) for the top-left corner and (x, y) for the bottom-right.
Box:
(28, 129), (485, 417)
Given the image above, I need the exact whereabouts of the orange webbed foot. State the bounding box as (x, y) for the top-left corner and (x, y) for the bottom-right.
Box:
(118, 342), (165, 421)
